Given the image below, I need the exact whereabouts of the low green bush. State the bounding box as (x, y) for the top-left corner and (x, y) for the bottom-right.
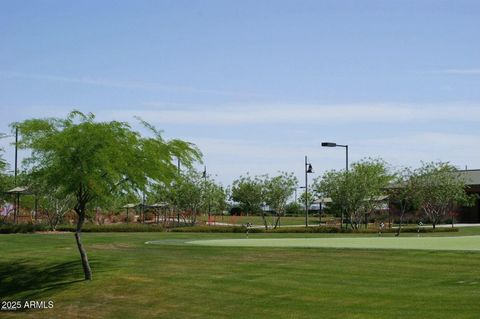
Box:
(0, 223), (459, 234)
(170, 225), (459, 233)
(56, 224), (164, 232)
(397, 227), (458, 233)
(268, 226), (458, 233)
(171, 225), (253, 233)
(266, 226), (341, 233)
(0, 223), (49, 234)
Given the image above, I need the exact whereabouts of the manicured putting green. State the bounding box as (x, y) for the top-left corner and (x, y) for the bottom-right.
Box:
(187, 235), (480, 251)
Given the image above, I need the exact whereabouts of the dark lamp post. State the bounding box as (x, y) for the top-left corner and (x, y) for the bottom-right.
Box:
(304, 156), (314, 227)
(321, 142), (337, 147)
(322, 141), (349, 229)
(321, 142), (348, 172)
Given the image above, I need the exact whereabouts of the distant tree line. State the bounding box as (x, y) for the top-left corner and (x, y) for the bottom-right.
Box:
(0, 111), (476, 281)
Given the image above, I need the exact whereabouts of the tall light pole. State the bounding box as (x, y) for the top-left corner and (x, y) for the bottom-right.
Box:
(14, 126), (18, 185)
(321, 142), (348, 172)
(176, 157), (181, 226)
(321, 142), (349, 229)
(304, 156), (313, 227)
(202, 166), (211, 221)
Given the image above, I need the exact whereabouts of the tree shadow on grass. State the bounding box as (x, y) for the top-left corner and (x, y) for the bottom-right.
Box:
(0, 259), (95, 300)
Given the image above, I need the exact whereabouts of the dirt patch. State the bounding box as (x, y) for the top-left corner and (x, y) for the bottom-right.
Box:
(36, 231), (72, 234)
(124, 275), (154, 283)
(90, 243), (132, 250)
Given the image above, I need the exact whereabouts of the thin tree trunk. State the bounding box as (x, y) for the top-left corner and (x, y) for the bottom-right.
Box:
(75, 211), (92, 280)
(48, 213), (55, 231)
(349, 214), (356, 230)
(273, 214), (281, 229)
(396, 211), (405, 236)
(260, 211), (268, 230)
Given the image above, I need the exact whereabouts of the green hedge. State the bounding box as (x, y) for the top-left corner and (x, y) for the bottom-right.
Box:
(0, 223), (460, 234)
(0, 224), (49, 234)
(171, 226), (252, 233)
(55, 224), (164, 232)
(170, 225), (459, 234)
(0, 223), (165, 233)
(271, 226), (458, 233)
(393, 227), (458, 233)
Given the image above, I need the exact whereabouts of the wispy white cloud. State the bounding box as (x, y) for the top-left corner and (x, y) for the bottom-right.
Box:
(2, 103), (479, 184)
(438, 68), (480, 75)
(356, 132), (480, 169)
(360, 132), (480, 148)
(4, 103), (479, 127)
(103, 103), (480, 126)
(186, 131), (480, 183)
(0, 71), (258, 97)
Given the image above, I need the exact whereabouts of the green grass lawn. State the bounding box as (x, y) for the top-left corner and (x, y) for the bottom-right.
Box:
(187, 235), (480, 250)
(1, 229), (480, 318)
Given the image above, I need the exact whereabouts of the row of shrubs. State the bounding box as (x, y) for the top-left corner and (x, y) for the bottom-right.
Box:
(56, 224), (164, 232)
(0, 223), (49, 234)
(171, 225), (249, 233)
(171, 225), (459, 233)
(0, 223), (164, 233)
(0, 223), (459, 234)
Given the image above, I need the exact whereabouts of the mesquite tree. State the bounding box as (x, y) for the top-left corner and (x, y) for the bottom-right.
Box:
(200, 173), (228, 216)
(14, 111), (201, 280)
(231, 175), (267, 228)
(0, 137), (6, 172)
(42, 190), (75, 231)
(0, 145), (10, 194)
(314, 158), (391, 229)
(174, 170), (204, 225)
(263, 172), (298, 229)
(387, 168), (418, 236)
(412, 162), (475, 229)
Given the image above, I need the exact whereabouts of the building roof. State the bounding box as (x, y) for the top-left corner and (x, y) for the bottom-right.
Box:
(388, 169), (480, 189)
(5, 186), (31, 194)
(313, 197), (332, 204)
(459, 170), (480, 186)
(149, 202), (169, 208)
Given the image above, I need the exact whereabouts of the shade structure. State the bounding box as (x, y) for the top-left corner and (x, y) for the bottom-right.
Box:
(4, 186), (33, 224)
(5, 186), (31, 195)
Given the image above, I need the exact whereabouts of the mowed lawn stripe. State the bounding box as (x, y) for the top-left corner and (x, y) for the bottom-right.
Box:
(187, 235), (480, 251)
(1, 233), (480, 318)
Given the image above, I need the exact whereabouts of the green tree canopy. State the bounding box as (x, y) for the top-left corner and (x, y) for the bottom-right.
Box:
(263, 172), (298, 228)
(0, 135), (6, 172)
(231, 172), (297, 229)
(0, 137), (14, 199)
(387, 167), (418, 235)
(14, 111), (202, 280)
(149, 168), (228, 223)
(411, 162), (476, 229)
(231, 174), (267, 227)
(201, 174), (229, 215)
(314, 158), (392, 229)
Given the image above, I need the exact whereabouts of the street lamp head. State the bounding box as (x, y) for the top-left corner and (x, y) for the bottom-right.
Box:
(307, 164), (313, 173)
(321, 142), (337, 147)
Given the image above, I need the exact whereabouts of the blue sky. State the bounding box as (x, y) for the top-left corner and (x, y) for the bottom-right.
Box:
(1, 0), (479, 185)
